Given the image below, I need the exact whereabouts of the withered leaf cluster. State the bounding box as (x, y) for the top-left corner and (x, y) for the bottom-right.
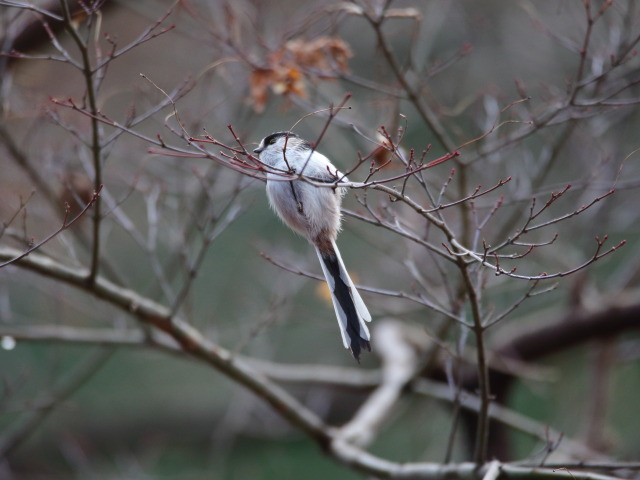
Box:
(249, 36), (352, 112)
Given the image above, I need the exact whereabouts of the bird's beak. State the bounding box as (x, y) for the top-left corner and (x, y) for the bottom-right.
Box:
(253, 147), (262, 154)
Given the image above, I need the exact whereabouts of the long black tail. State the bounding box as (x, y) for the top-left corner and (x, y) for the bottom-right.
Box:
(316, 244), (371, 361)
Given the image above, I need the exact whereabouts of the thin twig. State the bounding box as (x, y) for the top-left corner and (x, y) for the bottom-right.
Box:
(58, 0), (103, 283)
(0, 185), (102, 269)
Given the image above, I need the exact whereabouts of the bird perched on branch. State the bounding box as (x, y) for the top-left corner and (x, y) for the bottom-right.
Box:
(253, 131), (372, 361)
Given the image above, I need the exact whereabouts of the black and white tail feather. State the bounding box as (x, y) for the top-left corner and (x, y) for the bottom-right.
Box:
(316, 242), (371, 361)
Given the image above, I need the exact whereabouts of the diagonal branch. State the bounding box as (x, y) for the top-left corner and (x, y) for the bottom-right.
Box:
(0, 245), (331, 443)
(0, 185), (102, 269)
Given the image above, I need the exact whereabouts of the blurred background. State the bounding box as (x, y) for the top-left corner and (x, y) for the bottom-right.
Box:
(1, 0), (639, 478)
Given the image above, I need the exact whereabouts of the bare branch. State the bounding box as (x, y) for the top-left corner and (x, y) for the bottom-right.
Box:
(335, 321), (423, 446)
(0, 185), (102, 269)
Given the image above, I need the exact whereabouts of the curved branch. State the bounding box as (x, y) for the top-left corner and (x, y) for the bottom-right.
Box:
(2, 246), (634, 479)
(0, 246), (330, 444)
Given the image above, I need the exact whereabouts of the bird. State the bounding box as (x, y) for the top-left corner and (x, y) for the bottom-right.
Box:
(253, 131), (372, 361)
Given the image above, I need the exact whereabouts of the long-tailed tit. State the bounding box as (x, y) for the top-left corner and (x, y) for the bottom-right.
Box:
(253, 131), (372, 361)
